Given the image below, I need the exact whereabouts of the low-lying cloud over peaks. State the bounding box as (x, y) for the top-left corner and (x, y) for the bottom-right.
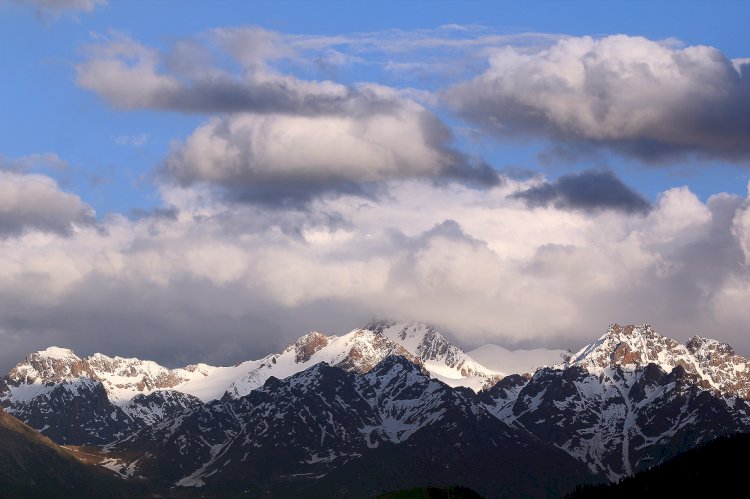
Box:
(2, 177), (750, 371)
(445, 35), (750, 162)
(513, 169), (651, 214)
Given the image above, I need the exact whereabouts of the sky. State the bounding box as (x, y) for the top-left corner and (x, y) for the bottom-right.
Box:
(0, 0), (749, 370)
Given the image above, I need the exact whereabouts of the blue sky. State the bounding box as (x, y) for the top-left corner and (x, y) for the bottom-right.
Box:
(1, 0), (749, 217)
(1, 0), (750, 369)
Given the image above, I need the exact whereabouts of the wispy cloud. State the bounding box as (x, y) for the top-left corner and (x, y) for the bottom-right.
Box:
(6, 0), (106, 21)
(1, 173), (750, 369)
(0, 153), (69, 172)
(114, 134), (149, 147)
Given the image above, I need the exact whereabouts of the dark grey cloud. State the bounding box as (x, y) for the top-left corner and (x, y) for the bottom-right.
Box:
(0, 274), (372, 372)
(513, 169), (651, 214)
(445, 35), (750, 163)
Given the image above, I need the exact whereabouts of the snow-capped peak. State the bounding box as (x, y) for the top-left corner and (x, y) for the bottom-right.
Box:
(566, 323), (688, 372)
(1, 348), (213, 406)
(223, 328), (420, 399)
(565, 323), (750, 399)
(5, 347), (91, 386)
(36, 346), (80, 360)
(366, 321), (502, 391)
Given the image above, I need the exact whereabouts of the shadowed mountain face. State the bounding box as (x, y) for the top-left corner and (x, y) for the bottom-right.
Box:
(102, 356), (593, 497)
(0, 323), (749, 497)
(0, 408), (134, 498)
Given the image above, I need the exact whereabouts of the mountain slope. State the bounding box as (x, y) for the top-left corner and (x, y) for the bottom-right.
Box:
(0, 408), (134, 498)
(490, 363), (750, 480)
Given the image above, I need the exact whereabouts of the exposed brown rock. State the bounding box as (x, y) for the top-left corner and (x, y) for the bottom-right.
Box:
(293, 332), (331, 363)
(611, 342), (642, 366)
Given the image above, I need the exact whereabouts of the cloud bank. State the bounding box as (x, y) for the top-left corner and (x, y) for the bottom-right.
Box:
(1, 173), (750, 371)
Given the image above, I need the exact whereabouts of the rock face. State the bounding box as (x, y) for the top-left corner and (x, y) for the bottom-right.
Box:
(686, 336), (750, 399)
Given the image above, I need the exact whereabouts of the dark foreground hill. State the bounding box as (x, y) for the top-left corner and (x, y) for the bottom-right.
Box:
(0, 408), (137, 498)
(568, 433), (750, 497)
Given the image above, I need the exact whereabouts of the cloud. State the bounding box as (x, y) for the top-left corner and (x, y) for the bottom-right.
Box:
(11, 27), (749, 372)
(513, 169), (651, 214)
(76, 31), (392, 115)
(1, 178), (750, 372)
(0, 170), (95, 237)
(74, 27), (561, 115)
(445, 35), (750, 162)
(77, 31), (498, 203)
(163, 97), (498, 205)
(0, 153), (68, 172)
(7, 0), (106, 18)
(114, 134), (148, 147)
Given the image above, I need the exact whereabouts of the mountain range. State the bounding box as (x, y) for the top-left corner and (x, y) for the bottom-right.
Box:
(1, 321), (749, 497)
